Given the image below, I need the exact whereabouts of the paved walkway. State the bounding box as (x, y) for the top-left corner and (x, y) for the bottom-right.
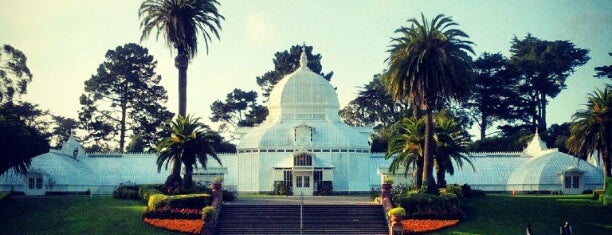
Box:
(226, 195), (376, 205)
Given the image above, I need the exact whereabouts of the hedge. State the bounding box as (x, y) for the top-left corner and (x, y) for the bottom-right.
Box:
(113, 187), (139, 200)
(396, 193), (463, 219)
(139, 186), (163, 204)
(148, 193), (211, 211)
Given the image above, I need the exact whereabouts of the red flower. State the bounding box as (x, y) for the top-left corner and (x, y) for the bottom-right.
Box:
(143, 218), (202, 235)
(402, 219), (460, 233)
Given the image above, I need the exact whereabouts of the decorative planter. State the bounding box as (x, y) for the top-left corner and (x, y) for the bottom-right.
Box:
(211, 182), (222, 191)
(382, 183), (392, 198)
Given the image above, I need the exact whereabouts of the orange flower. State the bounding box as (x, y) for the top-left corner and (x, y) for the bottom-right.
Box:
(143, 218), (202, 234)
(402, 219), (459, 233)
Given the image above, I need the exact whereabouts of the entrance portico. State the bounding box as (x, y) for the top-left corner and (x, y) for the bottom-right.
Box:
(273, 152), (334, 196)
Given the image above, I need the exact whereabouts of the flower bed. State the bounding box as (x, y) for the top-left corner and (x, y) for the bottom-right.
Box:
(402, 219), (460, 233)
(143, 218), (202, 235)
(143, 207), (202, 219)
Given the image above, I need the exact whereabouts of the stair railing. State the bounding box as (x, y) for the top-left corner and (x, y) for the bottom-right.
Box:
(300, 191), (304, 235)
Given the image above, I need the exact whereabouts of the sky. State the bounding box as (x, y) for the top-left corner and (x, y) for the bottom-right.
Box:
(1, 0), (610, 139)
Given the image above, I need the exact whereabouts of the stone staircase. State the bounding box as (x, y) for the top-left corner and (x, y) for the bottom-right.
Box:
(216, 204), (389, 234)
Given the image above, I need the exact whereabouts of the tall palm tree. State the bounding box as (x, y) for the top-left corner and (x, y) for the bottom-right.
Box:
(156, 115), (221, 191)
(139, 0), (223, 188)
(382, 14), (474, 193)
(567, 87), (611, 188)
(433, 111), (473, 188)
(385, 117), (426, 188)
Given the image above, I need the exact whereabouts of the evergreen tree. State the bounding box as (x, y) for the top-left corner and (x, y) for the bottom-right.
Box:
(78, 43), (173, 152)
(509, 34), (589, 132)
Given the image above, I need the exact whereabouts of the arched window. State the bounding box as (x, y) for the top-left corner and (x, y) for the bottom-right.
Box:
(293, 152), (313, 166)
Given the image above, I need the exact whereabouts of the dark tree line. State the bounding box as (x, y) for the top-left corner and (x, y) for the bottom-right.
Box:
(344, 34), (591, 153)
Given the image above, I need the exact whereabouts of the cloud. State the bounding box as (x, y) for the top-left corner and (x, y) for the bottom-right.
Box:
(244, 12), (275, 44)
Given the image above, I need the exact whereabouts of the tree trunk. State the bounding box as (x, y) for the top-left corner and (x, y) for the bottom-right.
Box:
(422, 108), (438, 194)
(164, 158), (183, 194)
(604, 152), (610, 190)
(414, 156), (424, 189)
(163, 52), (190, 193)
(175, 52), (189, 117)
(119, 102), (127, 153)
(183, 164), (194, 190)
(539, 92), (547, 133)
(480, 113), (488, 140)
(435, 159), (446, 188)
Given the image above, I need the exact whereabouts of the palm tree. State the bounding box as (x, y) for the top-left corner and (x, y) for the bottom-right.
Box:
(567, 87), (611, 188)
(139, 0), (223, 189)
(433, 111), (473, 188)
(385, 117), (426, 188)
(382, 14), (474, 193)
(156, 115), (221, 191)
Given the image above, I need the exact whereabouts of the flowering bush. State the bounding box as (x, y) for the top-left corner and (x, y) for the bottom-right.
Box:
(143, 207), (202, 219)
(143, 218), (202, 235)
(402, 219), (459, 233)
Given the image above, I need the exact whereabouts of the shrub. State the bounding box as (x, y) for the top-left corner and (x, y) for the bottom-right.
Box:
(139, 186), (163, 204)
(213, 176), (223, 184)
(222, 190), (236, 202)
(148, 194), (169, 211)
(593, 190), (605, 200)
(387, 207), (406, 217)
(272, 181), (290, 195)
(462, 184), (485, 198)
(396, 193), (463, 219)
(113, 188), (139, 200)
(166, 194), (211, 209)
(370, 188), (381, 200)
(440, 184), (463, 198)
(384, 177), (394, 184)
(201, 206), (216, 221)
(319, 181), (333, 195)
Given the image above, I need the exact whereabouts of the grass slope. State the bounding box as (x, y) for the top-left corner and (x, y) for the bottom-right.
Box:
(0, 195), (178, 235)
(0, 194), (609, 234)
(434, 194), (612, 235)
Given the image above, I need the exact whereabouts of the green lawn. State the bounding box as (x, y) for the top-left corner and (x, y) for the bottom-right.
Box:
(0, 194), (610, 234)
(0, 195), (179, 235)
(433, 194), (612, 235)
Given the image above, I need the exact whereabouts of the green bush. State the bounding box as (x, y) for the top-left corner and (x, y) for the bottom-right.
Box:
(147, 194), (168, 211)
(396, 193), (463, 219)
(272, 181), (290, 195)
(113, 188), (139, 200)
(387, 207), (406, 217)
(201, 206), (216, 221)
(222, 190), (236, 202)
(319, 181), (333, 195)
(166, 194), (211, 209)
(462, 184), (486, 198)
(139, 186), (163, 204)
(440, 184), (464, 198)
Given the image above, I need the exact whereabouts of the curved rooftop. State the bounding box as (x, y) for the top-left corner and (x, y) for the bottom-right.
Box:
(237, 49), (371, 150)
(507, 150), (604, 191)
(29, 151), (104, 186)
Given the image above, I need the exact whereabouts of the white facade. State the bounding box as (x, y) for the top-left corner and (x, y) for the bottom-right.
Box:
(208, 51), (375, 195)
(379, 132), (605, 194)
(0, 52), (604, 196)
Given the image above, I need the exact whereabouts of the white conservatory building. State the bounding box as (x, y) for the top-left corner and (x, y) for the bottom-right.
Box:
(0, 51), (605, 196)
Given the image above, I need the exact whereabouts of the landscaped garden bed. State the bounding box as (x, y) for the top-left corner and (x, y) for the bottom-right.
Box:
(401, 219), (460, 233)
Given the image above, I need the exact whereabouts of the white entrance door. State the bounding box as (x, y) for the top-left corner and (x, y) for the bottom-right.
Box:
(293, 171), (313, 196)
